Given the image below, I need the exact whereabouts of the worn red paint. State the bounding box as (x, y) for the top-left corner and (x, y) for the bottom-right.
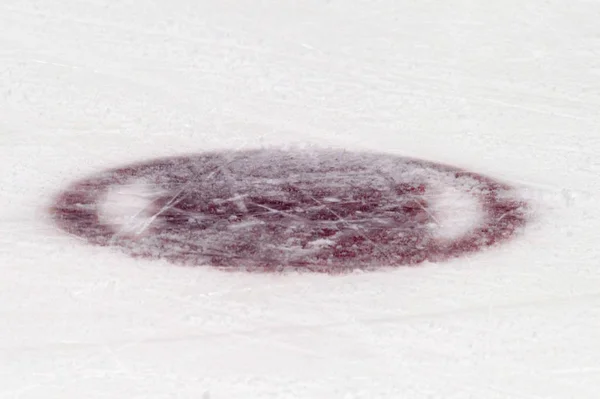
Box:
(49, 149), (528, 273)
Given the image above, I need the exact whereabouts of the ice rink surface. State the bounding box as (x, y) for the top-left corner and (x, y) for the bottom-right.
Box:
(1, 1), (600, 398)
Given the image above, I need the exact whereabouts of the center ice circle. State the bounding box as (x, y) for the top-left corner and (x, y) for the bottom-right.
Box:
(50, 149), (528, 272)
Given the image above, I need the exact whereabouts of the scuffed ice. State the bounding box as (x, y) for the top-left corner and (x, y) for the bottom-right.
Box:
(50, 149), (528, 272)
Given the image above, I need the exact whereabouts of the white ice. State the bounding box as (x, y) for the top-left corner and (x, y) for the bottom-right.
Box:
(2, 1), (600, 398)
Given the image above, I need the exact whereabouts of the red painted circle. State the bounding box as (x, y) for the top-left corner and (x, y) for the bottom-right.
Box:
(50, 149), (528, 272)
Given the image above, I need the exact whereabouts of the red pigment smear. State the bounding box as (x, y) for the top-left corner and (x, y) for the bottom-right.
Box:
(49, 149), (528, 273)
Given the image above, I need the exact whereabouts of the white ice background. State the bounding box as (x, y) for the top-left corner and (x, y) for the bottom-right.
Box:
(1, 1), (600, 398)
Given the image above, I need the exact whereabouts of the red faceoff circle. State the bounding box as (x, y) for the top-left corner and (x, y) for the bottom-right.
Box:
(50, 149), (528, 273)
